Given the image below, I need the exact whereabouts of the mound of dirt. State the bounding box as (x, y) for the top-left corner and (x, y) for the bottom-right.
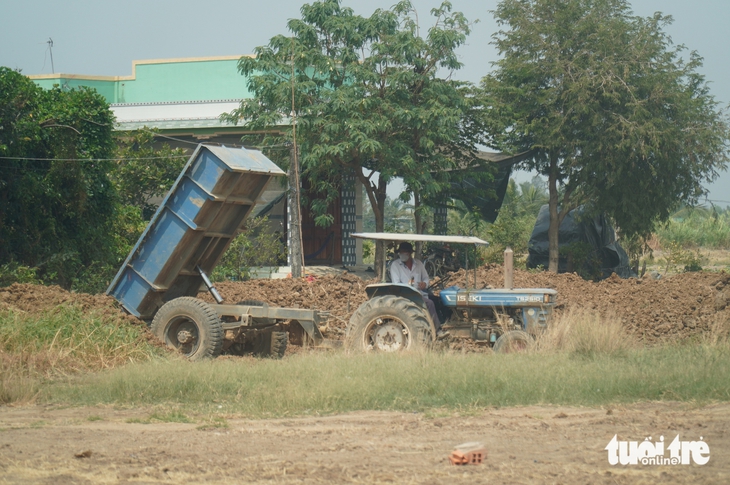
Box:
(200, 274), (371, 338)
(0, 283), (142, 326)
(445, 265), (730, 342)
(3, 266), (729, 344)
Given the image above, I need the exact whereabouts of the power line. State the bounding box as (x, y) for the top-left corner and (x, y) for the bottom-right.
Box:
(144, 129), (203, 146)
(0, 155), (188, 162)
(142, 129), (291, 150)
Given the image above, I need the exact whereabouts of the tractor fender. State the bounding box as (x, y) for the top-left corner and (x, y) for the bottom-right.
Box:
(365, 283), (425, 306)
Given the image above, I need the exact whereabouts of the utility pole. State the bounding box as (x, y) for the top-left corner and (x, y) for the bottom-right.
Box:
(288, 36), (304, 278)
(288, 144), (304, 278)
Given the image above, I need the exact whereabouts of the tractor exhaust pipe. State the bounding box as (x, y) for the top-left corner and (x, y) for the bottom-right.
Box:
(504, 247), (514, 289)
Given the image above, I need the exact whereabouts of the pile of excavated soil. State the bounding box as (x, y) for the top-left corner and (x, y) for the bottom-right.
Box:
(445, 265), (730, 342)
(200, 274), (371, 338)
(3, 267), (729, 344)
(202, 267), (730, 343)
(0, 283), (142, 327)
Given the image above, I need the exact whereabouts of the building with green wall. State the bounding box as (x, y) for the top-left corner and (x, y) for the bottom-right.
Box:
(30, 56), (256, 141)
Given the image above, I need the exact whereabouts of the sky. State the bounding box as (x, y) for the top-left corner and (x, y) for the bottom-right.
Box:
(2, 0), (729, 207)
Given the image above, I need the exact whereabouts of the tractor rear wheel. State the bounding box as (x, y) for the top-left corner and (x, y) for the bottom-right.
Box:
(151, 297), (223, 361)
(345, 295), (432, 352)
(493, 330), (532, 354)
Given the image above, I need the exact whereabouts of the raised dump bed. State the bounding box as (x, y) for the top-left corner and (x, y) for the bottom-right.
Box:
(107, 144), (325, 360)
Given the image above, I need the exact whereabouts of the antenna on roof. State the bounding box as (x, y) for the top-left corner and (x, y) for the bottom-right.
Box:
(47, 38), (55, 74)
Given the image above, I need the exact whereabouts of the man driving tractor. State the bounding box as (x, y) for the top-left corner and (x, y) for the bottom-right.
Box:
(389, 242), (449, 339)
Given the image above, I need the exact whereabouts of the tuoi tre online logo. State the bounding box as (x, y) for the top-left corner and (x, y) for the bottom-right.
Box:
(605, 435), (710, 465)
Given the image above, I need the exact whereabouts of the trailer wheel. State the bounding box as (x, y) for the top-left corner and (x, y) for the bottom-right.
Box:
(151, 297), (223, 361)
(493, 330), (532, 354)
(236, 300), (274, 325)
(345, 295), (432, 352)
(252, 329), (288, 358)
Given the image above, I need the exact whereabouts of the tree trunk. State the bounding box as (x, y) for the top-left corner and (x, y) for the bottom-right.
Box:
(356, 168), (389, 281)
(547, 154), (560, 273)
(413, 192), (423, 259)
(373, 179), (388, 281)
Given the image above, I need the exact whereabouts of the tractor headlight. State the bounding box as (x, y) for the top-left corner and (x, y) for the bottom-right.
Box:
(543, 293), (551, 304)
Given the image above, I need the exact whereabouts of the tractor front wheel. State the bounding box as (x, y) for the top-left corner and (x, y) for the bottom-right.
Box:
(345, 295), (432, 352)
(493, 330), (532, 354)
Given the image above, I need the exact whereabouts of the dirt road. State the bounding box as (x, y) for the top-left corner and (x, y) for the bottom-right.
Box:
(1, 402), (727, 484)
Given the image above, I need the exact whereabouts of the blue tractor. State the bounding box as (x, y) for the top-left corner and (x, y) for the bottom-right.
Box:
(346, 233), (557, 353)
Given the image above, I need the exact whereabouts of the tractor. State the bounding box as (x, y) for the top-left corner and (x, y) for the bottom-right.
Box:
(345, 233), (557, 353)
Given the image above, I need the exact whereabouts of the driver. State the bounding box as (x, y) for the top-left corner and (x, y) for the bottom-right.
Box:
(389, 242), (449, 339)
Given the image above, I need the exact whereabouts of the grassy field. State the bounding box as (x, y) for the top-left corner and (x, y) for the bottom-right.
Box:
(3, 305), (729, 416)
(42, 342), (730, 417)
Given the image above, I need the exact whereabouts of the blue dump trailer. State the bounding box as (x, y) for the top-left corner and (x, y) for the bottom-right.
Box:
(107, 144), (325, 360)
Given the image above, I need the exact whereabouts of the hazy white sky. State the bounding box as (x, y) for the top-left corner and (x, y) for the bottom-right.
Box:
(2, 0), (728, 206)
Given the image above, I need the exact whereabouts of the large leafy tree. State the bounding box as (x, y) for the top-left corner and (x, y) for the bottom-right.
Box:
(0, 67), (117, 288)
(224, 0), (491, 276)
(481, 0), (729, 272)
(111, 129), (187, 219)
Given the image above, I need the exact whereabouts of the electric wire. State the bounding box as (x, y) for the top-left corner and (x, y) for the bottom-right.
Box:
(0, 155), (187, 162)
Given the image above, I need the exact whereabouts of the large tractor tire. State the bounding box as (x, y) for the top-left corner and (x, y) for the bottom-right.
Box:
(345, 295), (432, 352)
(493, 330), (533, 354)
(151, 297), (223, 361)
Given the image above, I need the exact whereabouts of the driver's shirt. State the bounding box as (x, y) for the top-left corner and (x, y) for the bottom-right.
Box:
(389, 258), (430, 296)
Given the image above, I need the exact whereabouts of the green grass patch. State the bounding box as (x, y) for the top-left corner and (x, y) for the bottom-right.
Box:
(197, 416), (229, 430)
(126, 411), (192, 424)
(0, 305), (162, 404)
(43, 342), (730, 416)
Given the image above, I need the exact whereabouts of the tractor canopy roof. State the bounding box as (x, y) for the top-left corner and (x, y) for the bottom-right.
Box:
(352, 233), (489, 246)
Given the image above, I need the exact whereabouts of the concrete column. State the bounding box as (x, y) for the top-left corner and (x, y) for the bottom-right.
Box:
(341, 172), (357, 268)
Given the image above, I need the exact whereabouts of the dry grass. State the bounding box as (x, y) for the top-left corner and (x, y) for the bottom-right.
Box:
(533, 308), (636, 356)
(701, 311), (730, 346)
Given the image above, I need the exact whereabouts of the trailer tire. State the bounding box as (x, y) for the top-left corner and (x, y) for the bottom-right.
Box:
(236, 300), (274, 325)
(345, 295), (432, 352)
(151, 297), (223, 361)
(252, 330), (288, 359)
(493, 330), (532, 354)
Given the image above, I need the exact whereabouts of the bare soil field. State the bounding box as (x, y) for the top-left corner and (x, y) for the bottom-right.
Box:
(0, 402), (727, 484)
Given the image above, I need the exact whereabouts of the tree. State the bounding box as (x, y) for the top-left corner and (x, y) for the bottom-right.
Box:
(481, 0), (729, 272)
(224, 0), (491, 277)
(0, 67), (118, 288)
(111, 129), (187, 219)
